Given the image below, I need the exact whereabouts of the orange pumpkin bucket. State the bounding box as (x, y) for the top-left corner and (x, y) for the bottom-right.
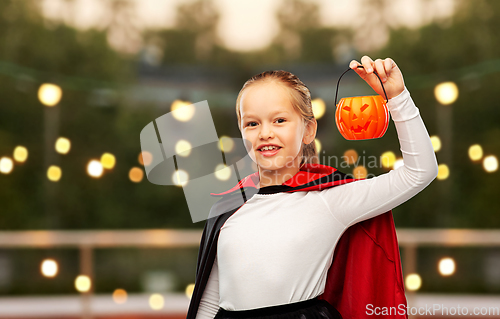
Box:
(334, 66), (390, 140)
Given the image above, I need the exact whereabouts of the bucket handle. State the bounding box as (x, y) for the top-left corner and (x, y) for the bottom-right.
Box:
(334, 66), (389, 106)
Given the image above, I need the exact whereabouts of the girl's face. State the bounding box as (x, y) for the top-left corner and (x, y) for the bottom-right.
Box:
(239, 81), (315, 179)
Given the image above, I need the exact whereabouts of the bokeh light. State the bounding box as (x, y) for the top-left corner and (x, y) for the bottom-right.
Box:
(430, 135), (441, 152)
(214, 164), (231, 181)
(438, 257), (456, 276)
(149, 293), (164, 310)
(0, 157), (14, 174)
(171, 100), (194, 122)
(483, 155), (498, 173)
(343, 149), (358, 165)
(381, 151), (396, 168)
(405, 273), (422, 291)
(175, 140), (192, 157)
(218, 136), (234, 153)
(434, 82), (458, 105)
(172, 169), (189, 187)
(75, 275), (91, 292)
(353, 165), (367, 179)
(87, 160), (103, 178)
(55, 137), (71, 154)
(101, 153), (116, 169)
(140, 151), (153, 166)
(47, 165), (62, 182)
(468, 144), (483, 161)
(13, 146), (28, 162)
(185, 283), (195, 299)
(315, 138), (321, 154)
(129, 167), (144, 182)
(38, 83), (62, 107)
(112, 289), (127, 304)
(437, 164), (450, 180)
(311, 98), (326, 119)
(41, 259), (58, 278)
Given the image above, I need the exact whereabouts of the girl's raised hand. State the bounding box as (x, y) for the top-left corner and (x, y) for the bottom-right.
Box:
(349, 56), (405, 100)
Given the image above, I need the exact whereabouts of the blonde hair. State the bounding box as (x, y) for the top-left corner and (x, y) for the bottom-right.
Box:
(235, 70), (318, 166)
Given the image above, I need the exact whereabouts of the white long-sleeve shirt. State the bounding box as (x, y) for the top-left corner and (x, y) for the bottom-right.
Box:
(195, 87), (439, 319)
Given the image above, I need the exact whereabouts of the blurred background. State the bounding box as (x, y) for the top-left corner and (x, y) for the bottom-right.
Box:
(0, 0), (499, 318)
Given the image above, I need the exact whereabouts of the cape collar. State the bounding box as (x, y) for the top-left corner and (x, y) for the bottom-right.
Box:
(210, 163), (354, 196)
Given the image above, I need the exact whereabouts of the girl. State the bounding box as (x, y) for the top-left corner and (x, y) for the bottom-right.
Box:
(187, 56), (439, 319)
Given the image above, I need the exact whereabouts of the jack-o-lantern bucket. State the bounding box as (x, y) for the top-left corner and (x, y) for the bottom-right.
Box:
(334, 66), (390, 140)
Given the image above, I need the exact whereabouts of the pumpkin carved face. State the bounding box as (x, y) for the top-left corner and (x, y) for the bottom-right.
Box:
(335, 95), (389, 140)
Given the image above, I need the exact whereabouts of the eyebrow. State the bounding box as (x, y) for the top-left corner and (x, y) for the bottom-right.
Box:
(241, 110), (290, 119)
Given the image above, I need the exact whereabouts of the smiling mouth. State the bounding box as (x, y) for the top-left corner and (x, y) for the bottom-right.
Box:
(257, 146), (282, 152)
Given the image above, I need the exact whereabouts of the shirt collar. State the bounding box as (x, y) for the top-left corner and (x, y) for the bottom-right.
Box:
(210, 163), (352, 196)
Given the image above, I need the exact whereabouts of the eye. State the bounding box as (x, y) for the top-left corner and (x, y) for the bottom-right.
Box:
(246, 121), (257, 127)
(275, 118), (286, 124)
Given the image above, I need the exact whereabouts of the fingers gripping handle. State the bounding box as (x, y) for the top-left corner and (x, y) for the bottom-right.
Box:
(334, 66), (389, 106)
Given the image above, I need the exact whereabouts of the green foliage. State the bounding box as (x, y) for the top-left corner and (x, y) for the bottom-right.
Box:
(376, 0), (500, 228)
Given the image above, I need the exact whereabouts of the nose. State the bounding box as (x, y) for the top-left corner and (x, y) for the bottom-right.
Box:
(258, 123), (275, 140)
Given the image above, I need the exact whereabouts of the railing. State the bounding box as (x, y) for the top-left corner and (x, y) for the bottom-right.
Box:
(1, 228), (500, 319)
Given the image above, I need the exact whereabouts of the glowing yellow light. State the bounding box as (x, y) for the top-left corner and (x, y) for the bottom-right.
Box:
(55, 137), (71, 154)
(434, 82), (458, 105)
(483, 155), (498, 173)
(75, 275), (91, 292)
(41, 259), (58, 278)
(214, 164), (231, 181)
(185, 283), (195, 299)
(468, 144), (483, 161)
(171, 100), (194, 122)
(0, 157), (14, 174)
(112, 288), (127, 304)
(405, 273), (422, 291)
(13, 146), (28, 162)
(343, 149), (358, 165)
(175, 140), (192, 157)
(438, 257), (455, 276)
(430, 135), (441, 152)
(38, 83), (62, 107)
(87, 160), (103, 178)
(311, 98), (326, 119)
(149, 293), (164, 310)
(381, 151), (396, 168)
(315, 139), (322, 154)
(101, 153), (116, 169)
(140, 151), (153, 166)
(129, 167), (144, 182)
(353, 165), (367, 179)
(437, 164), (450, 180)
(393, 158), (404, 170)
(172, 169), (189, 187)
(47, 165), (62, 182)
(218, 136), (234, 153)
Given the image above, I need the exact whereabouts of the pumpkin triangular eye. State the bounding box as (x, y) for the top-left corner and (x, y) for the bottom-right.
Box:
(360, 104), (370, 112)
(343, 106), (351, 111)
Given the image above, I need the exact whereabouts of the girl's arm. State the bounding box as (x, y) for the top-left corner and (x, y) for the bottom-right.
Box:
(195, 256), (220, 319)
(319, 84), (438, 228)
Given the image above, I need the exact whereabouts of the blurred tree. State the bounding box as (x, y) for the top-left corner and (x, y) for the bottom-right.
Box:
(377, 0), (500, 228)
(269, 0), (354, 64)
(142, 0), (222, 65)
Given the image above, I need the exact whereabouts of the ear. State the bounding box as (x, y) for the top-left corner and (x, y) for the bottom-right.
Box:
(302, 118), (317, 145)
